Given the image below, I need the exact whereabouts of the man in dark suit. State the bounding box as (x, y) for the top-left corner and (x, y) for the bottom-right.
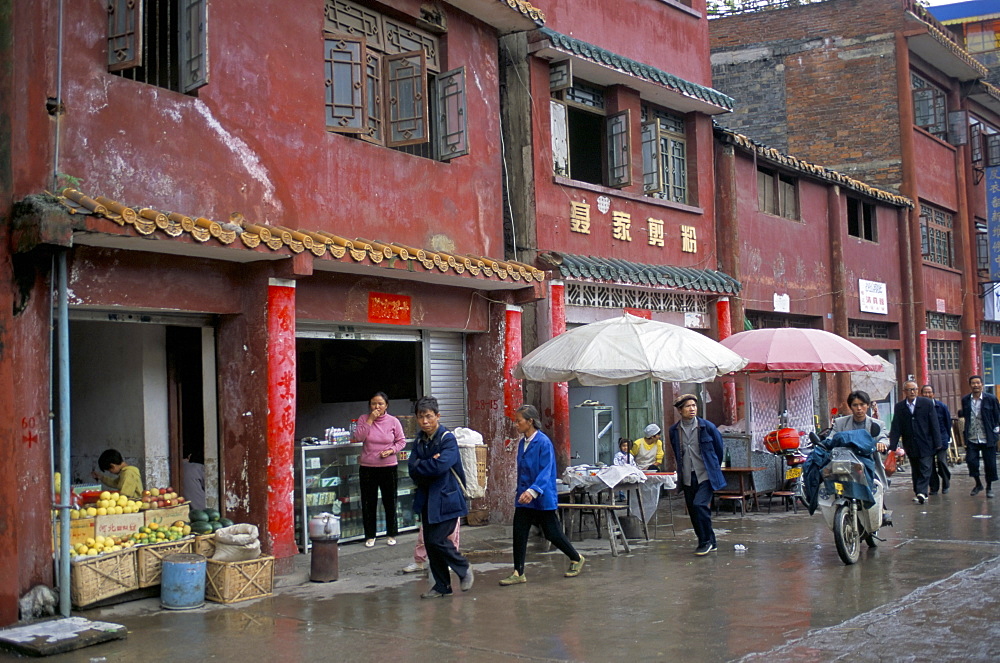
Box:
(959, 375), (1000, 499)
(889, 381), (942, 504)
(921, 384), (952, 495)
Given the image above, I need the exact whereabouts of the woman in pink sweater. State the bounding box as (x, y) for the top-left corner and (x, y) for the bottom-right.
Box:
(353, 391), (407, 547)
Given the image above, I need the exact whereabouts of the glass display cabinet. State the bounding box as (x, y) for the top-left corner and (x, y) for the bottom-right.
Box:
(295, 441), (417, 550)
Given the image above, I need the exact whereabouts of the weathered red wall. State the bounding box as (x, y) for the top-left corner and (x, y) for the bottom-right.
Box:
(542, 0), (711, 87)
(34, 0), (506, 258)
(913, 132), (960, 210)
(296, 273), (490, 331)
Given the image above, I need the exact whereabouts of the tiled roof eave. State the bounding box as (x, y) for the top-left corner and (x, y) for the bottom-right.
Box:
(715, 125), (914, 209)
(535, 28), (734, 113)
(541, 252), (741, 295)
(48, 189), (545, 285)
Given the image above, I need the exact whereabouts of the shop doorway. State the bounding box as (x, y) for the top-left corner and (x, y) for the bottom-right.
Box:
(67, 316), (219, 510)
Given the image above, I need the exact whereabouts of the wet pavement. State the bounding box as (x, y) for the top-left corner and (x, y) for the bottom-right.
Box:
(6, 465), (1000, 662)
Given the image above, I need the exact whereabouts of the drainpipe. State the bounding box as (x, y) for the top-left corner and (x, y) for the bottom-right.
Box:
(57, 252), (71, 617)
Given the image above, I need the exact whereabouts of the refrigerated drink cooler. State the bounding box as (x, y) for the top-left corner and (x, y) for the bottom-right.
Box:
(570, 405), (615, 466)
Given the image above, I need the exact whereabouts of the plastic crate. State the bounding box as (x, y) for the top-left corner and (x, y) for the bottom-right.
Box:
(70, 548), (138, 607)
(205, 556), (274, 604)
(136, 538), (194, 587)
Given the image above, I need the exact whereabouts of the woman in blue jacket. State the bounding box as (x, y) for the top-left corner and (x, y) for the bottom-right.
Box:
(499, 404), (585, 586)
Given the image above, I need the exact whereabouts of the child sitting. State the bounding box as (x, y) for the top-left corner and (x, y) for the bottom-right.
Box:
(613, 438), (636, 466)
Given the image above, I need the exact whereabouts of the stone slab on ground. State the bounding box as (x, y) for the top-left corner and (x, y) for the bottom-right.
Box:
(0, 617), (126, 657)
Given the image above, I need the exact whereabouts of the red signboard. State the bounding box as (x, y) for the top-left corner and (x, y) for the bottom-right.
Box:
(368, 292), (412, 325)
(624, 307), (652, 319)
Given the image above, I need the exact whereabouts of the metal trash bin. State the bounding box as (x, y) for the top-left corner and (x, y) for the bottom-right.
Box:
(309, 513), (341, 582)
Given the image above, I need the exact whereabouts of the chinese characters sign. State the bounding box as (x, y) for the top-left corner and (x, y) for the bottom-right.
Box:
(858, 279), (888, 314)
(368, 292), (411, 325)
(568, 200), (697, 253)
(989, 166), (1000, 281)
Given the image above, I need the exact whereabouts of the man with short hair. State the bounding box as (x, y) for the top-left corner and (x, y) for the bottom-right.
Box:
(668, 394), (726, 556)
(920, 384), (952, 495)
(631, 423), (664, 470)
(959, 375), (999, 498)
(888, 381), (941, 504)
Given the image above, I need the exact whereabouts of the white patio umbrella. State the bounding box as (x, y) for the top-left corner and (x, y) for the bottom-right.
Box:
(513, 313), (748, 386)
(850, 355), (896, 401)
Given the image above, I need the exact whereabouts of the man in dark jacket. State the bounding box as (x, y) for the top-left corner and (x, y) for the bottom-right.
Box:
(669, 393), (726, 556)
(959, 375), (1000, 498)
(920, 384), (952, 495)
(409, 396), (471, 598)
(888, 381), (941, 504)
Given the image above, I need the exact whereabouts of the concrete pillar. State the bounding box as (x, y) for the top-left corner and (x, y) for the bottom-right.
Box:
(716, 297), (738, 425)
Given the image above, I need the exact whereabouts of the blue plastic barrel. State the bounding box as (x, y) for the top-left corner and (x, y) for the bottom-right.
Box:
(160, 553), (207, 610)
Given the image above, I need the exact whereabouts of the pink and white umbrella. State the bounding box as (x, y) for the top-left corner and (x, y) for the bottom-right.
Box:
(719, 328), (883, 373)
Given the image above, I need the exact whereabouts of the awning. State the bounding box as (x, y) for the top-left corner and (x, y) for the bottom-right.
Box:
(528, 28), (734, 115)
(538, 251), (741, 295)
(15, 189), (544, 291)
(907, 11), (989, 82)
(448, 0), (545, 33)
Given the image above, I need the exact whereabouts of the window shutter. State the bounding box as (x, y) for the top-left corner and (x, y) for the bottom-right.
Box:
(550, 101), (569, 176)
(435, 66), (468, 160)
(987, 134), (1000, 168)
(606, 110), (631, 188)
(549, 60), (572, 93)
(107, 0), (142, 72)
(324, 34), (367, 133)
(641, 121), (662, 194)
(386, 49), (428, 147)
(179, 0), (208, 92)
(360, 50), (384, 144)
(971, 122), (983, 165)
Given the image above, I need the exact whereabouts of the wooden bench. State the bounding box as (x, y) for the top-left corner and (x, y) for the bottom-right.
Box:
(557, 503), (631, 556)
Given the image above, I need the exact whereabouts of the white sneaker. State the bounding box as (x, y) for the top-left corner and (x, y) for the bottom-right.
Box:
(401, 562), (425, 574)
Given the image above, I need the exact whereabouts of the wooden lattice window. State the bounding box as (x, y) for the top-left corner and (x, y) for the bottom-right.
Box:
(920, 203), (955, 268)
(912, 72), (947, 139)
(107, 0), (208, 94)
(642, 107), (688, 203)
(323, 0), (465, 161)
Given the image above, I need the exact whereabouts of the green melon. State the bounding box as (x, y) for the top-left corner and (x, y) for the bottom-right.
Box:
(190, 521), (213, 535)
(217, 518), (234, 528)
(204, 508), (221, 522)
(189, 509), (209, 523)
(209, 521), (226, 532)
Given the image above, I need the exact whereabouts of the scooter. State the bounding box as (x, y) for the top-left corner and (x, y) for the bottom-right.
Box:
(806, 429), (892, 565)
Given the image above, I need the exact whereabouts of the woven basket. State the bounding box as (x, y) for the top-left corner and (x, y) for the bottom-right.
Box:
(70, 548), (138, 607)
(194, 534), (216, 558)
(474, 445), (488, 488)
(205, 556), (274, 604)
(136, 539), (194, 587)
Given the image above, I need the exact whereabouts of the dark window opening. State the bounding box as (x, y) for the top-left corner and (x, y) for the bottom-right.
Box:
(567, 106), (605, 186)
(847, 198), (877, 242)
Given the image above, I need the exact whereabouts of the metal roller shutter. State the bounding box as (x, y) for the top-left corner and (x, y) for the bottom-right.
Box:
(424, 331), (467, 430)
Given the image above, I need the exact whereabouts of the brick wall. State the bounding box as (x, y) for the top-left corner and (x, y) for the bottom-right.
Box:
(710, 0), (911, 191)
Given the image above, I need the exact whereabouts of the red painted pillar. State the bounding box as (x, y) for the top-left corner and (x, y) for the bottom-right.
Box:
(919, 330), (929, 387)
(267, 278), (297, 559)
(716, 297), (738, 425)
(970, 333), (979, 376)
(503, 305), (523, 420)
(550, 281), (570, 465)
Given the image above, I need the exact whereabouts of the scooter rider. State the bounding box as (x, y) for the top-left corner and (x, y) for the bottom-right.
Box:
(831, 390), (890, 499)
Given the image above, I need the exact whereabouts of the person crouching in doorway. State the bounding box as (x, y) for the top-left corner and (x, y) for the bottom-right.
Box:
(669, 394), (726, 556)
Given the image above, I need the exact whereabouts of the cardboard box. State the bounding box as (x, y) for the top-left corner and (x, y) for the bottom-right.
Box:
(53, 517), (96, 548)
(144, 503), (190, 527)
(94, 512), (145, 539)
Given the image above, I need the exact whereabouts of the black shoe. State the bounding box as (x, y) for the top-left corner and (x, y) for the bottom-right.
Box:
(942, 488), (949, 494)
(708, 543), (718, 552)
(988, 490), (996, 499)
(914, 494), (926, 504)
(971, 485), (983, 496)
(694, 543), (714, 556)
(929, 491), (938, 496)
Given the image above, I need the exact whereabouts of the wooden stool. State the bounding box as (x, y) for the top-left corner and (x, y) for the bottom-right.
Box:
(768, 490), (797, 513)
(714, 494), (745, 516)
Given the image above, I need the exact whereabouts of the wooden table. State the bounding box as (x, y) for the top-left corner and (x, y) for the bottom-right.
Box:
(718, 466), (765, 512)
